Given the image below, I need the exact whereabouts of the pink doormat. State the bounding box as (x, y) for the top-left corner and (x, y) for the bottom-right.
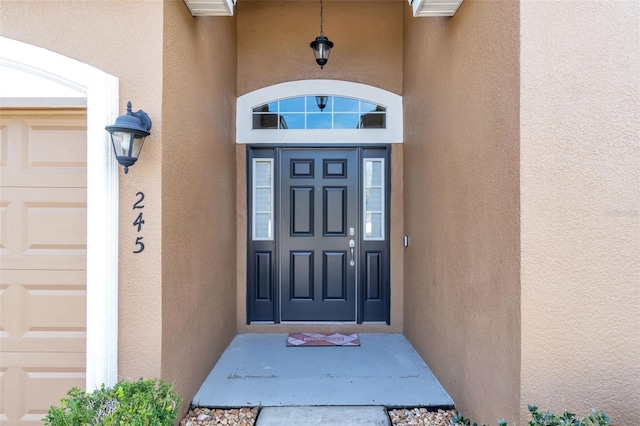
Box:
(286, 333), (360, 347)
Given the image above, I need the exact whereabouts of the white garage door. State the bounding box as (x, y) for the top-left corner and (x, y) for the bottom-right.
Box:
(0, 108), (87, 425)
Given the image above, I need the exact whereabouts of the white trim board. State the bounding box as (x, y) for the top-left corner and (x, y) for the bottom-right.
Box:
(0, 97), (87, 107)
(237, 80), (403, 144)
(0, 37), (119, 391)
(183, 0), (234, 16)
(409, 0), (464, 17)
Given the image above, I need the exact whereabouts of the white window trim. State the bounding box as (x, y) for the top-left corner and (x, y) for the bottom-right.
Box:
(0, 37), (119, 391)
(237, 80), (403, 144)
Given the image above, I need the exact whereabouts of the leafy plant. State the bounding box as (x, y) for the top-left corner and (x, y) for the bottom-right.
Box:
(44, 378), (182, 426)
(450, 406), (611, 426)
(527, 405), (611, 426)
(450, 412), (506, 426)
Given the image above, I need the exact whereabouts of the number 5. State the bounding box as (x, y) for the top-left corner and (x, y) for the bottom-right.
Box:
(133, 236), (145, 254)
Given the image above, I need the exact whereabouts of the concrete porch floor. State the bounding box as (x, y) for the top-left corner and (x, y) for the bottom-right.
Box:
(193, 334), (454, 408)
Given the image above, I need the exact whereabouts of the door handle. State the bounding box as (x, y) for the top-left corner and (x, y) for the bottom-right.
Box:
(349, 239), (355, 266)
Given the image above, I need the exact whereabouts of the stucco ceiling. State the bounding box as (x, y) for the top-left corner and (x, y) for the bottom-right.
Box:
(183, 0), (463, 17)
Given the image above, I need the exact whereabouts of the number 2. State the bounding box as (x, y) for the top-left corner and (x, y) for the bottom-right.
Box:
(133, 191), (145, 209)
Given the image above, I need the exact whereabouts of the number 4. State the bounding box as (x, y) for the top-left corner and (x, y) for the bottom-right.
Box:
(133, 212), (145, 232)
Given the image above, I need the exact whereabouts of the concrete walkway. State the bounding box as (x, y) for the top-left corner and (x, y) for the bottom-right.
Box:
(256, 406), (390, 426)
(193, 334), (453, 408)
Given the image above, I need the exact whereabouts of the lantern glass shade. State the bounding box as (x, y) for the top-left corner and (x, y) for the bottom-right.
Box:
(109, 131), (147, 169)
(310, 35), (333, 69)
(315, 96), (328, 111)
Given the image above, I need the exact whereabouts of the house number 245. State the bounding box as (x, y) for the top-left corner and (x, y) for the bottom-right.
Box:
(133, 191), (145, 254)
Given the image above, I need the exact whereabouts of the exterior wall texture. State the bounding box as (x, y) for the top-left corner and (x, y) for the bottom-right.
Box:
(237, 0), (403, 96)
(520, 1), (640, 423)
(402, 1), (521, 423)
(0, 0), (239, 414)
(0, 0), (165, 380)
(160, 0), (238, 416)
(3, 1), (638, 423)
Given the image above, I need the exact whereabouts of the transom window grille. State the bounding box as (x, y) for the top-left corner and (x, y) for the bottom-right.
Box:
(252, 159), (274, 240)
(363, 158), (385, 240)
(252, 96), (386, 130)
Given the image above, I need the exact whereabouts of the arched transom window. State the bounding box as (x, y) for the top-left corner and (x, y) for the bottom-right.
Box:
(237, 80), (403, 144)
(252, 96), (386, 130)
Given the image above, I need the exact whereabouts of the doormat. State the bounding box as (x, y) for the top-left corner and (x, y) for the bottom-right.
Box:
(286, 333), (360, 347)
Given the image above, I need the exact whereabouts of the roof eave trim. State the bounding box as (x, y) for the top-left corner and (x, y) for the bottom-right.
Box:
(409, 0), (464, 17)
(184, 0), (235, 17)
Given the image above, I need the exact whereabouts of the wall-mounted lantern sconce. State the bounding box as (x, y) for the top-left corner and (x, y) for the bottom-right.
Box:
(105, 101), (152, 174)
(315, 95), (328, 111)
(310, 0), (333, 69)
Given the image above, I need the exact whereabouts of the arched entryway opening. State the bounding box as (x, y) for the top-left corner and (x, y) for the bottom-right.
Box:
(0, 38), (119, 415)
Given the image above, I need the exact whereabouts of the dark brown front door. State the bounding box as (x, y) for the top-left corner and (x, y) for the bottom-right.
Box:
(279, 148), (358, 321)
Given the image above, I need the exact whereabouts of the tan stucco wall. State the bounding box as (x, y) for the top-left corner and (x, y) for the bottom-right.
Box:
(237, 0), (403, 96)
(0, 0), (165, 379)
(160, 0), (237, 416)
(520, 1), (640, 423)
(402, 1), (521, 423)
(1, 2), (239, 414)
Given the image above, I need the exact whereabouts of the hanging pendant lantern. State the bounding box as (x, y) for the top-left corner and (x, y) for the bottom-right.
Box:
(310, 0), (333, 69)
(315, 95), (328, 111)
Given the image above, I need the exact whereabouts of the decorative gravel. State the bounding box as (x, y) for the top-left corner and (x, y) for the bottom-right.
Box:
(180, 407), (259, 426)
(388, 408), (456, 425)
(180, 406), (456, 426)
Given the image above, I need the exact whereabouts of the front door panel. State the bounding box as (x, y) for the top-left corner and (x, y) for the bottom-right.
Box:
(280, 149), (357, 321)
(247, 146), (390, 324)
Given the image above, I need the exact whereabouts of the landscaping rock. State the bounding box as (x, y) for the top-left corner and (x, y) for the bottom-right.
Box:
(181, 407), (456, 426)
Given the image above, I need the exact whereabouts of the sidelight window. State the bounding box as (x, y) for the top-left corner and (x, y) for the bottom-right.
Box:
(363, 158), (385, 240)
(252, 159), (274, 240)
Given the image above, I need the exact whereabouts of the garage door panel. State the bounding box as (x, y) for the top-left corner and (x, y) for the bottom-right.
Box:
(0, 188), (86, 270)
(0, 366), (10, 424)
(0, 352), (85, 425)
(0, 284), (7, 340)
(0, 110), (86, 188)
(24, 201), (87, 251)
(27, 124), (87, 168)
(0, 337), (85, 353)
(0, 121), (8, 168)
(1, 108), (87, 426)
(0, 270), (85, 353)
(0, 201), (8, 256)
(0, 258), (85, 271)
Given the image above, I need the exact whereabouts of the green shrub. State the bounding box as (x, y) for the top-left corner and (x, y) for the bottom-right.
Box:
(450, 412), (509, 426)
(527, 405), (611, 426)
(450, 405), (611, 426)
(44, 378), (182, 426)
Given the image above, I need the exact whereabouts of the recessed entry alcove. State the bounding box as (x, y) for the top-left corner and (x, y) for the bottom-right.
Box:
(236, 80), (404, 328)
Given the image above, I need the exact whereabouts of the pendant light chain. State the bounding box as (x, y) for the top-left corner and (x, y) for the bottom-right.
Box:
(320, 0), (324, 35)
(310, 0), (333, 69)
